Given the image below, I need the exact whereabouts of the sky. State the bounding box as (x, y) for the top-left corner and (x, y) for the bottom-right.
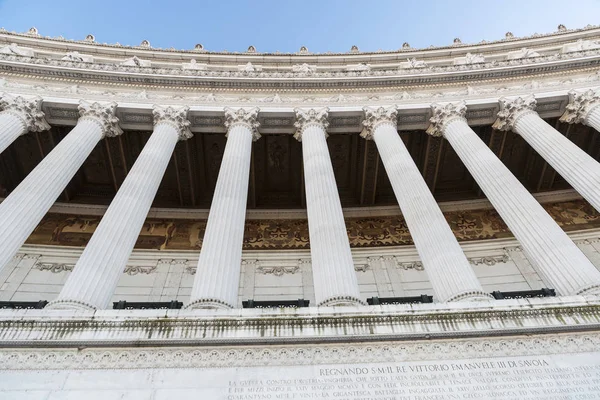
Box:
(0, 0), (599, 53)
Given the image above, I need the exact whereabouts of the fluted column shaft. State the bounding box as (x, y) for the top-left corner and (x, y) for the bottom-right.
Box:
(48, 122), (182, 310)
(0, 118), (104, 273)
(299, 119), (363, 306)
(588, 107), (600, 131)
(371, 122), (489, 302)
(514, 111), (600, 212)
(187, 122), (256, 309)
(0, 113), (27, 154)
(444, 118), (600, 295)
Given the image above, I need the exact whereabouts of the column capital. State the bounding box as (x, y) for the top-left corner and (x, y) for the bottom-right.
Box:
(78, 101), (123, 138)
(361, 106), (398, 140)
(293, 108), (329, 141)
(224, 107), (261, 141)
(560, 88), (600, 125)
(152, 105), (192, 141)
(492, 95), (537, 131)
(0, 93), (50, 132)
(426, 102), (467, 137)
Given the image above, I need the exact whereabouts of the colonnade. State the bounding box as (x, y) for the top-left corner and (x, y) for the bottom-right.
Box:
(0, 88), (599, 309)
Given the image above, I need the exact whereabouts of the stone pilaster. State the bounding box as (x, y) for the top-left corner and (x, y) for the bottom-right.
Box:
(186, 107), (259, 309)
(295, 108), (364, 306)
(429, 102), (600, 296)
(363, 106), (489, 302)
(48, 106), (190, 310)
(0, 93), (49, 154)
(0, 101), (121, 277)
(495, 95), (600, 213)
(560, 88), (600, 130)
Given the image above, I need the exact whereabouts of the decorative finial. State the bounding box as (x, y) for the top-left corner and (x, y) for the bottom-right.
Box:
(247, 45), (256, 53)
(402, 42), (411, 49)
(453, 38), (462, 44)
(558, 24), (567, 32)
(140, 40), (150, 47)
(350, 45), (359, 53)
(299, 46), (309, 54)
(27, 27), (39, 35)
(85, 34), (95, 42)
(194, 43), (204, 51)
(505, 32), (514, 39)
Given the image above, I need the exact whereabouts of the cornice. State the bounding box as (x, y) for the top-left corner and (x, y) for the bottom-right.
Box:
(0, 296), (598, 348)
(1, 24), (598, 57)
(0, 47), (600, 91)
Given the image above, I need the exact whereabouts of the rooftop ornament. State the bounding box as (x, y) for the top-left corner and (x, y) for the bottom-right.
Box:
(558, 24), (567, 32)
(402, 42), (411, 49)
(247, 45), (256, 53)
(27, 27), (39, 36)
(299, 46), (309, 54)
(85, 34), (95, 43)
(453, 38), (462, 45)
(350, 45), (359, 53)
(505, 32), (514, 39)
(140, 40), (150, 48)
(194, 43), (204, 51)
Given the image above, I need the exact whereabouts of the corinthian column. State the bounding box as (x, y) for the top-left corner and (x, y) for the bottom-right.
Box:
(0, 101), (122, 275)
(0, 93), (50, 154)
(295, 108), (363, 306)
(494, 95), (600, 212)
(428, 102), (600, 296)
(48, 106), (191, 310)
(560, 88), (600, 132)
(186, 108), (260, 309)
(362, 106), (489, 302)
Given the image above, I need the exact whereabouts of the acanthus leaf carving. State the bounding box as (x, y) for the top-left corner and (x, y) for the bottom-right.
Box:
(560, 88), (600, 125)
(361, 106), (398, 140)
(426, 102), (467, 137)
(293, 108), (329, 141)
(223, 107), (260, 141)
(0, 93), (50, 132)
(492, 95), (537, 131)
(78, 101), (123, 138)
(152, 105), (192, 141)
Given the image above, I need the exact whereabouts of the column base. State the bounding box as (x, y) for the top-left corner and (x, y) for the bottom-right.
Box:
(45, 299), (97, 311)
(184, 298), (234, 310)
(318, 296), (366, 307)
(575, 283), (600, 296)
(445, 291), (494, 302)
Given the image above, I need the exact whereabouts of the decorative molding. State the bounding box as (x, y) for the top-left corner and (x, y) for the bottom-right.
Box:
(0, 92), (49, 132)
(469, 255), (510, 266)
(152, 105), (192, 141)
(257, 265), (299, 276)
(293, 108), (329, 141)
(77, 101), (123, 138)
(34, 262), (73, 273)
(560, 88), (600, 124)
(223, 107), (260, 140)
(493, 95), (538, 131)
(396, 261), (424, 271)
(123, 265), (156, 275)
(426, 102), (467, 137)
(354, 264), (369, 272)
(361, 106), (398, 140)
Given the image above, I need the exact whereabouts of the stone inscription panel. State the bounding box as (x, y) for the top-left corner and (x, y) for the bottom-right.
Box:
(1, 352), (600, 399)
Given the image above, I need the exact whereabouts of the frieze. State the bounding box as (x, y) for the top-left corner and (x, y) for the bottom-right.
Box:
(0, 332), (598, 369)
(34, 262), (157, 275)
(469, 255), (510, 266)
(257, 265), (299, 276)
(24, 199), (600, 250)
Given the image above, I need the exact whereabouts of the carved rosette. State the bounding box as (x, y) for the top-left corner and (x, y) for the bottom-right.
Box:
(492, 95), (537, 131)
(152, 105), (192, 141)
(0, 93), (50, 132)
(223, 107), (260, 141)
(426, 102), (467, 137)
(560, 89), (600, 125)
(361, 106), (398, 140)
(78, 101), (123, 138)
(293, 108), (329, 141)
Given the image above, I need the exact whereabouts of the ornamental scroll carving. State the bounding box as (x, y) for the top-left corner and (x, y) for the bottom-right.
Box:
(560, 88), (600, 124)
(78, 101), (123, 138)
(493, 95), (537, 131)
(25, 200), (600, 250)
(0, 93), (50, 132)
(257, 265), (299, 276)
(426, 102), (467, 137)
(293, 108), (329, 140)
(469, 255), (510, 266)
(34, 262), (156, 275)
(361, 106), (398, 140)
(152, 105), (192, 141)
(223, 107), (260, 140)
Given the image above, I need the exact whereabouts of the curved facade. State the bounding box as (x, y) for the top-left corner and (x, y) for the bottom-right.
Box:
(1, 25), (600, 398)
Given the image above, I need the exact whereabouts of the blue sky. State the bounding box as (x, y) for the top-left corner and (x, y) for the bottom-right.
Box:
(1, 0), (599, 53)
